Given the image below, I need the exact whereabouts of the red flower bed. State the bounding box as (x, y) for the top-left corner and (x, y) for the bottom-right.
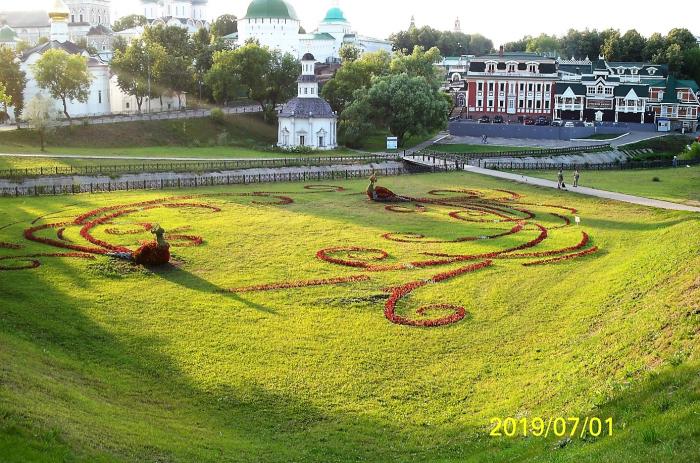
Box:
(0, 252), (94, 271)
(508, 232), (589, 258)
(304, 185), (346, 192)
(105, 223), (154, 236)
(384, 261), (492, 327)
(166, 234), (204, 247)
(382, 221), (525, 244)
(223, 275), (370, 293)
(385, 204), (426, 213)
(522, 246), (599, 266)
(0, 242), (24, 249)
(316, 247), (389, 268)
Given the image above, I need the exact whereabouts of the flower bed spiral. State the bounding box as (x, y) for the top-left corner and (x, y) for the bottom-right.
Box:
(3, 185), (599, 329)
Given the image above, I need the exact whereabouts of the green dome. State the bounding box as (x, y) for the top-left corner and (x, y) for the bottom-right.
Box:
(322, 7), (347, 23)
(244, 0), (299, 20)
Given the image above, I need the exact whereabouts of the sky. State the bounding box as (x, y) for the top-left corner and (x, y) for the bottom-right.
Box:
(6, 0), (700, 46)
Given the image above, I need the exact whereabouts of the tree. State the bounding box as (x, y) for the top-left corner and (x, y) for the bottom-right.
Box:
(643, 33), (667, 62)
(666, 28), (697, 52)
(0, 47), (27, 127)
(143, 25), (192, 59)
(526, 34), (560, 55)
(156, 55), (194, 109)
(321, 50), (391, 113)
(25, 94), (57, 151)
(344, 73), (449, 145)
(33, 49), (92, 121)
(111, 39), (166, 112)
(112, 14), (147, 33)
(390, 46), (443, 87)
(211, 14), (237, 38)
(389, 26), (493, 56)
(205, 49), (242, 104)
(193, 28), (229, 102)
(339, 43), (361, 63)
(204, 43), (299, 120)
(683, 47), (700, 87)
(619, 30), (646, 62)
(601, 30), (622, 60)
(0, 83), (11, 112)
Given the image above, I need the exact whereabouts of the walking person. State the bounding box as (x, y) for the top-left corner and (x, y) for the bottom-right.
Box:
(557, 169), (566, 190)
(573, 169), (580, 187)
(484, 134), (489, 144)
(672, 156), (678, 168)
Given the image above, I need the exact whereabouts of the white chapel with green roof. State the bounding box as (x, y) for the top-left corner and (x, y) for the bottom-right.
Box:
(237, 0), (391, 63)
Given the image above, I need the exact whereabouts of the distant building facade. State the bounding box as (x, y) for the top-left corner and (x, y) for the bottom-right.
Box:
(555, 57), (699, 130)
(0, 0), (113, 51)
(140, 0), (209, 33)
(463, 51), (558, 121)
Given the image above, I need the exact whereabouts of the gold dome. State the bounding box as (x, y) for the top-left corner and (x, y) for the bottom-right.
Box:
(48, 0), (71, 21)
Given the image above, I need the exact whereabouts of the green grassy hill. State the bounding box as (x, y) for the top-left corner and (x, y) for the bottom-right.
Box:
(0, 114), (277, 154)
(507, 166), (700, 206)
(0, 172), (698, 462)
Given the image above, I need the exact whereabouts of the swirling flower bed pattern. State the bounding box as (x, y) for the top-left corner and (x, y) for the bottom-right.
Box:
(3, 186), (599, 328)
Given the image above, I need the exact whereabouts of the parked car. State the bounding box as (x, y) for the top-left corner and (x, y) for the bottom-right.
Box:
(535, 117), (549, 126)
(524, 118), (535, 126)
(551, 120), (563, 127)
(493, 115), (504, 124)
(564, 121), (575, 128)
(478, 115), (490, 124)
(584, 121), (595, 127)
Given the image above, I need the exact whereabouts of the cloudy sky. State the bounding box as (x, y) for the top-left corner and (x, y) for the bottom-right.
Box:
(8, 0), (700, 46)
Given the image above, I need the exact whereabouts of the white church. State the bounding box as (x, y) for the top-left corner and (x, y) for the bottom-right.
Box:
(237, 0), (392, 63)
(277, 53), (337, 150)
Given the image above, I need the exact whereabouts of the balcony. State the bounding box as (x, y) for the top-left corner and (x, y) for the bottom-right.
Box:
(555, 104), (583, 111)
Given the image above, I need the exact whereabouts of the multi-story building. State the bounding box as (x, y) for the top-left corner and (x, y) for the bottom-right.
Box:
(140, 0), (209, 32)
(0, 0), (113, 52)
(462, 51), (558, 121)
(555, 57), (699, 131)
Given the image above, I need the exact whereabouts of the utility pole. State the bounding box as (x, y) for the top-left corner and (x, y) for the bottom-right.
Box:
(147, 47), (151, 114)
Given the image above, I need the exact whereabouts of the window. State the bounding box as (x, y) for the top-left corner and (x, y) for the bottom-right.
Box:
(507, 63), (516, 73)
(527, 100), (533, 108)
(528, 83), (533, 92)
(488, 99), (494, 108)
(488, 82), (494, 92)
(477, 99), (483, 107)
(299, 135), (306, 146)
(605, 87), (613, 95)
(528, 64), (537, 73)
(311, 88), (315, 95)
(545, 100), (551, 109)
(499, 100), (505, 108)
(487, 62), (496, 72)
(304, 88), (308, 95)
(545, 83), (551, 92)
(519, 83), (525, 92)
(318, 136), (325, 147)
(518, 99), (524, 108)
(536, 100), (541, 109)
(536, 84), (542, 92)
(98, 91), (102, 104)
(477, 82), (483, 92)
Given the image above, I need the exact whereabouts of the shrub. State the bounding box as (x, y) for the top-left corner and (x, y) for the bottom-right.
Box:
(210, 108), (225, 125)
(679, 142), (700, 161)
(652, 177), (661, 182)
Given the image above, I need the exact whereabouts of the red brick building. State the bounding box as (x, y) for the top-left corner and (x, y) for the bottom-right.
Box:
(463, 51), (558, 121)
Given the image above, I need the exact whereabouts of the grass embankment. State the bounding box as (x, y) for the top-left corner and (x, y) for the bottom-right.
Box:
(621, 135), (696, 161)
(507, 166), (700, 205)
(0, 114), (352, 162)
(0, 172), (698, 462)
(430, 144), (536, 154)
(354, 130), (438, 153)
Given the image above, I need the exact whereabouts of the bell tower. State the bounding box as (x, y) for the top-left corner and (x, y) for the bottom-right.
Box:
(298, 53), (319, 98)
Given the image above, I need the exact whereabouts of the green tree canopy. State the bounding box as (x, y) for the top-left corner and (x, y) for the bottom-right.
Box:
(389, 26), (493, 56)
(339, 43), (361, 63)
(0, 47), (27, 126)
(33, 49), (92, 120)
(112, 14), (148, 32)
(211, 14), (237, 38)
(321, 50), (391, 113)
(111, 39), (166, 112)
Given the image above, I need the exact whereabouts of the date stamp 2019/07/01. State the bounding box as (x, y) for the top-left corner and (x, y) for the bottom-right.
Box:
(490, 417), (613, 438)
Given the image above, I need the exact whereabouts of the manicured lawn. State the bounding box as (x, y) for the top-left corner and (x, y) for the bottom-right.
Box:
(620, 134), (696, 161)
(431, 143), (536, 154)
(507, 166), (700, 205)
(0, 172), (698, 462)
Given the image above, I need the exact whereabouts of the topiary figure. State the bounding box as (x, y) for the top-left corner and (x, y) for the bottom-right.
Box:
(366, 174), (408, 202)
(133, 224), (170, 266)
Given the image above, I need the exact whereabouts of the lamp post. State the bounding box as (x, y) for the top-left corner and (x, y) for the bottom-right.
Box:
(146, 46), (151, 114)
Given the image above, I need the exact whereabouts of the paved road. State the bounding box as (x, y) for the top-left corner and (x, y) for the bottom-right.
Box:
(441, 131), (670, 149)
(404, 155), (700, 213)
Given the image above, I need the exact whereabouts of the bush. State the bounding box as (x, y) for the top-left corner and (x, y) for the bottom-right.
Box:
(210, 108), (225, 125)
(679, 142), (700, 161)
(652, 177), (661, 182)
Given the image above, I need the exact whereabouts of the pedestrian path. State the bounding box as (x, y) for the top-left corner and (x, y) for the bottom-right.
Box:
(403, 155), (700, 212)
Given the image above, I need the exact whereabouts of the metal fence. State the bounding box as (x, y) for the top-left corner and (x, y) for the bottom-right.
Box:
(0, 155), (395, 179)
(0, 167), (411, 197)
(418, 144), (611, 161)
(484, 158), (700, 170)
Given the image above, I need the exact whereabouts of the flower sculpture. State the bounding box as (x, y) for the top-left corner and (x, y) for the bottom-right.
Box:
(366, 174), (408, 203)
(132, 225), (170, 266)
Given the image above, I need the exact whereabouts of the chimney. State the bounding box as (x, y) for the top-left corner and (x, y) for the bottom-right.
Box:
(499, 46), (504, 57)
